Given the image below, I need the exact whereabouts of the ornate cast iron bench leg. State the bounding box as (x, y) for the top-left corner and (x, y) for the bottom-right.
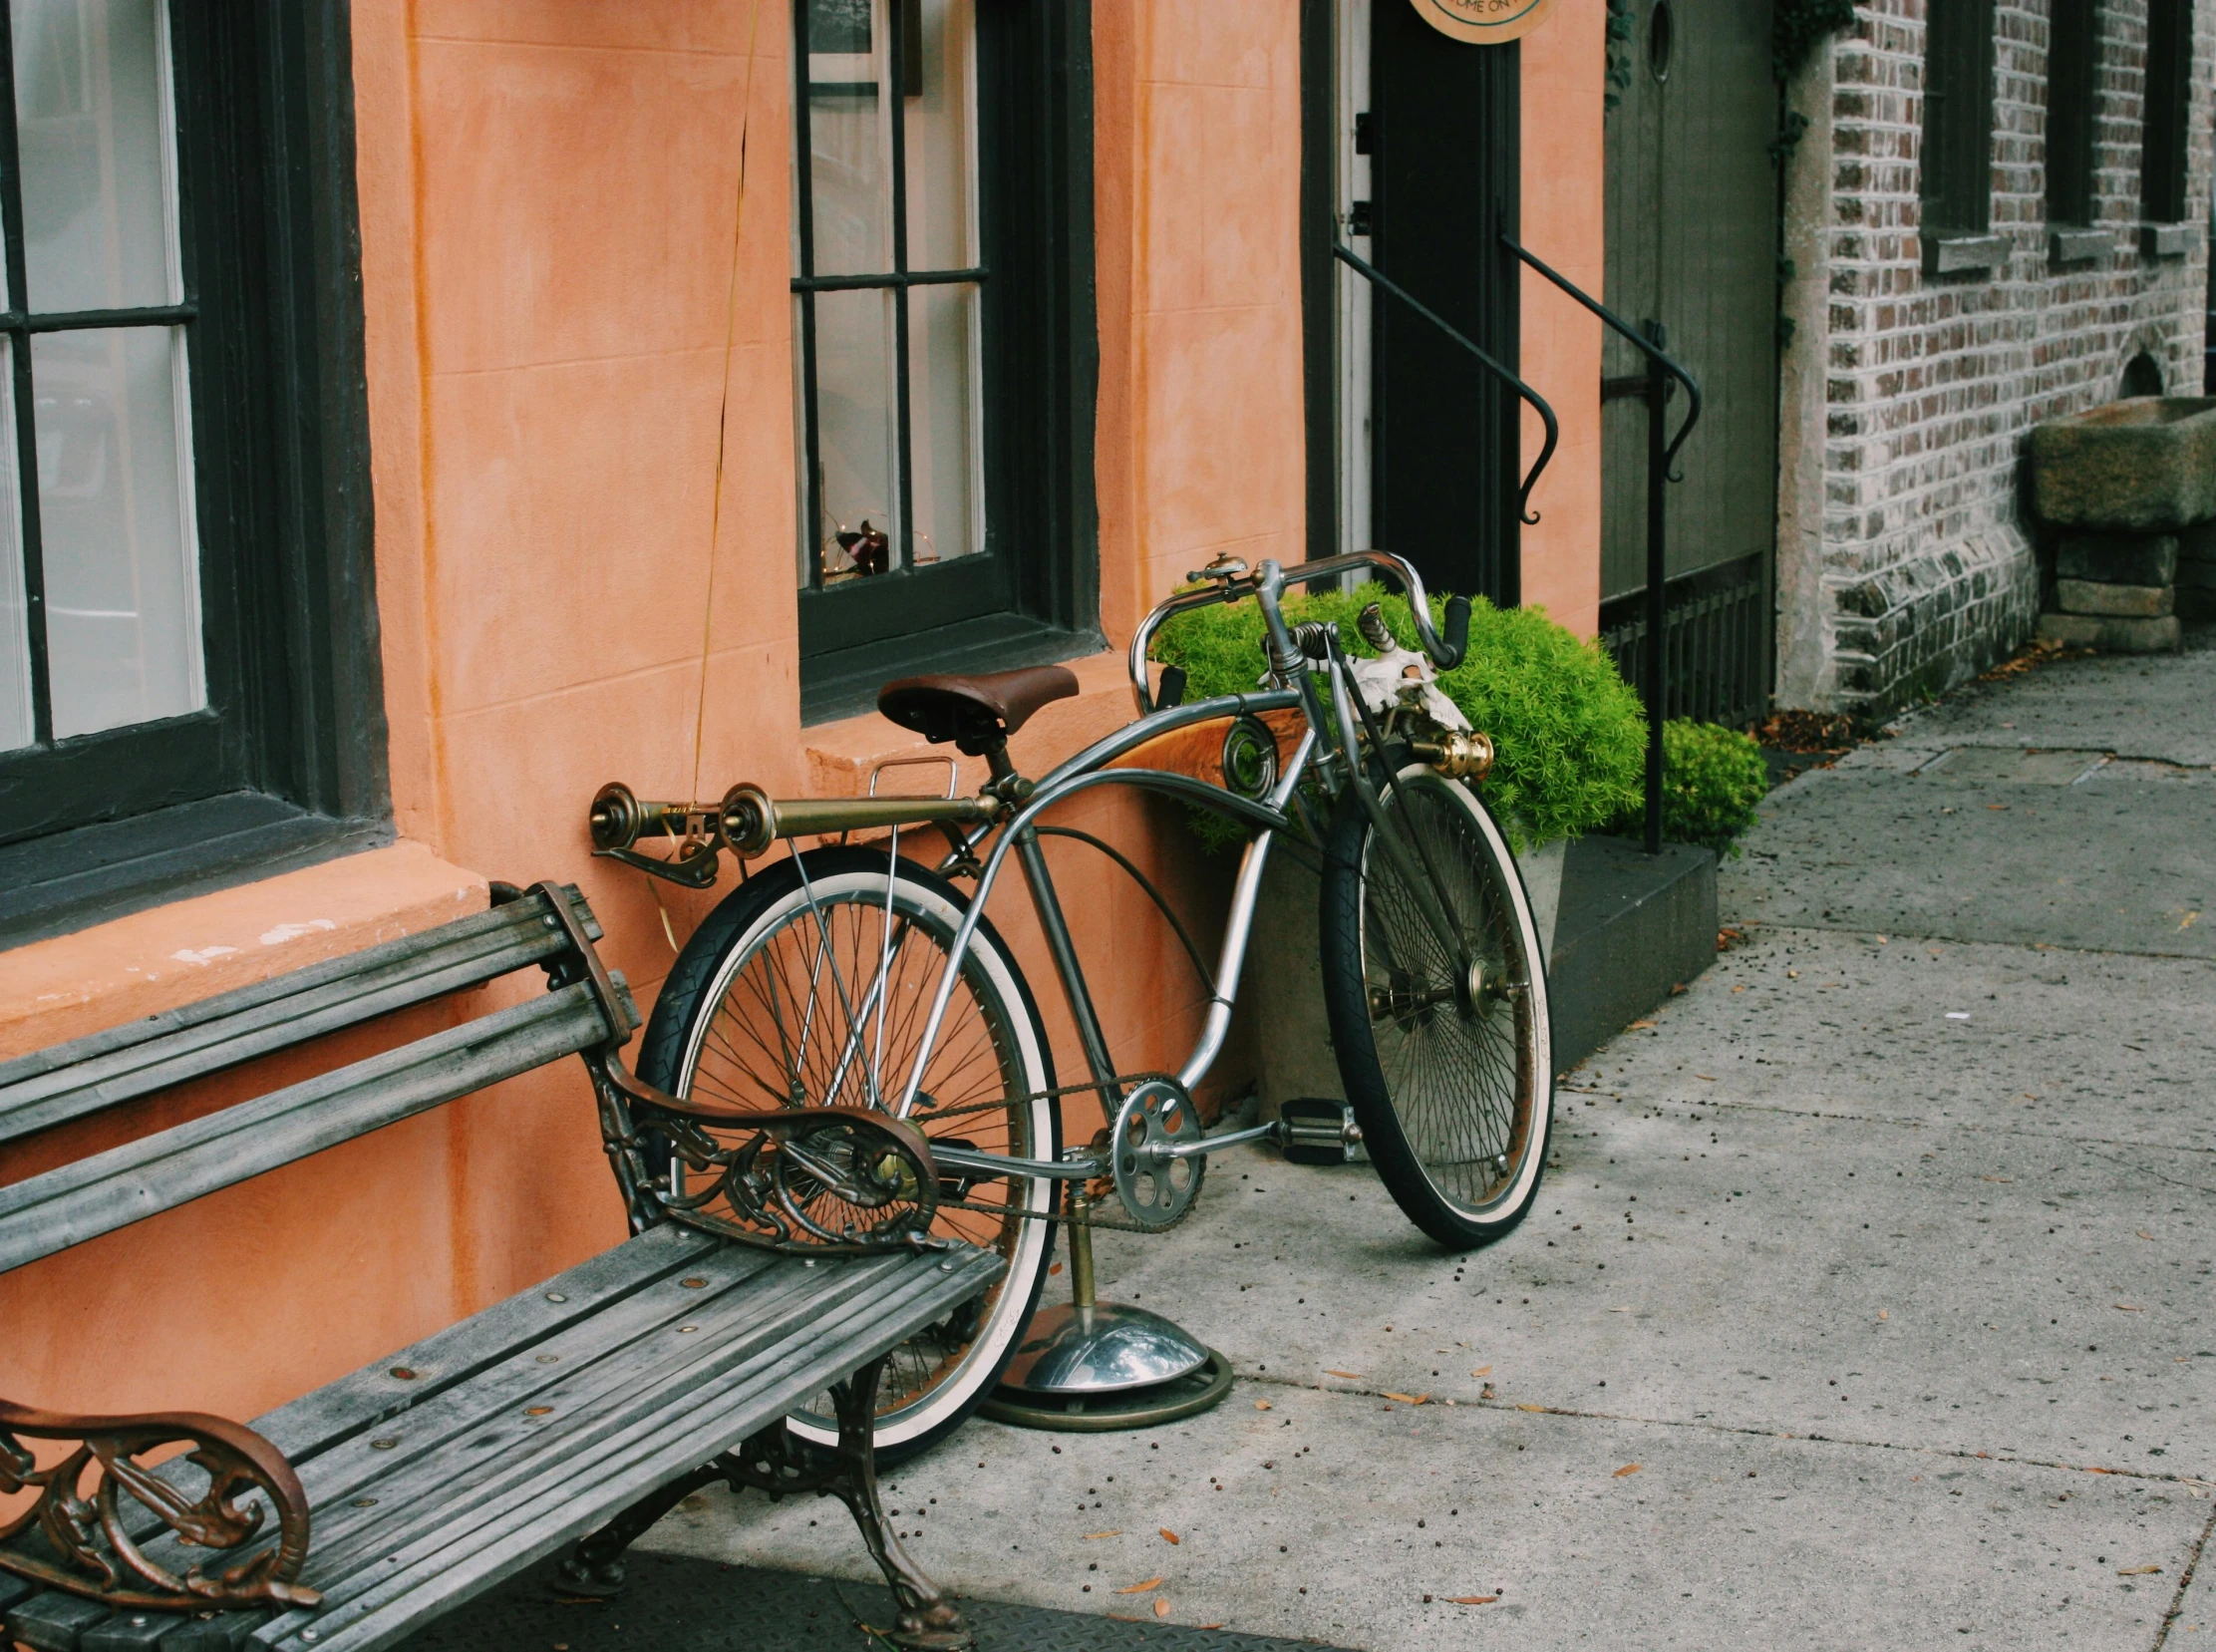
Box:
(553, 1357), (972, 1652)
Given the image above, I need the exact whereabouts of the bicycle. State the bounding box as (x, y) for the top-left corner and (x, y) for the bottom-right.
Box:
(585, 549), (1553, 1460)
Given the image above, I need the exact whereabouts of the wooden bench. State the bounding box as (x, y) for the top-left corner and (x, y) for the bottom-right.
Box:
(0, 882), (997, 1652)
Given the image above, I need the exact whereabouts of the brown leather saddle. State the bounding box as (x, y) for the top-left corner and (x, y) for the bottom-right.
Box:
(877, 664), (1081, 756)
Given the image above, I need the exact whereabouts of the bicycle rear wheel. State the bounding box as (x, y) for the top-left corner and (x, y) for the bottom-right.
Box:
(1319, 763), (1553, 1249)
(639, 846), (1058, 1461)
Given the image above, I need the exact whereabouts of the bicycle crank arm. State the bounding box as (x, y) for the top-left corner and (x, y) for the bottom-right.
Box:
(926, 1143), (1107, 1183)
(1141, 1118), (1288, 1160)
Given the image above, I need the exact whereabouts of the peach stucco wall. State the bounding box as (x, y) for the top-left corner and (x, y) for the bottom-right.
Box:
(1, 0), (1605, 1427)
(1518, 0), (1607, 637)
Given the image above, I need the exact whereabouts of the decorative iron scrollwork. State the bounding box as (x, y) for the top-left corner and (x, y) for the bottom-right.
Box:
(0, 1400), (319, 1612)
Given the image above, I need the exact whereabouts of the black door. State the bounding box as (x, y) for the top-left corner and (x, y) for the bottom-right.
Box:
(1599, 0), (1777, 725)
(1367, 3), (1521, 606)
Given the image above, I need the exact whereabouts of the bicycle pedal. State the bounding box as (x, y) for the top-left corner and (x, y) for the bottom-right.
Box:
(1278, 1098), (1363, 1165)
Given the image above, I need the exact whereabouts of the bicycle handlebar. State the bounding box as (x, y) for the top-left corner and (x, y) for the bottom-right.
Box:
(1127, 549), (1467, 715)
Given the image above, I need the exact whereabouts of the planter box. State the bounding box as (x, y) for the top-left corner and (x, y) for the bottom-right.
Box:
(2030, 397), (2216, 531)
(1241, 831), (1710, 1115)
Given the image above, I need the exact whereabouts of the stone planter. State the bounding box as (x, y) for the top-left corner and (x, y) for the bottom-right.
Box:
(2029, 397), (2216, 652)
(2030, 397), (2216, 531)
(1242, 829), (1566, 1119)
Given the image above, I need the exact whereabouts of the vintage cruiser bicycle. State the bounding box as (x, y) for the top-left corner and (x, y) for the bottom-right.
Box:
(585, 549), (1553, 1459)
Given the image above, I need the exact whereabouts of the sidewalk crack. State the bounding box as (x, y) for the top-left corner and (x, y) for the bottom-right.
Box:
(1245, 1371), (2216, 1489)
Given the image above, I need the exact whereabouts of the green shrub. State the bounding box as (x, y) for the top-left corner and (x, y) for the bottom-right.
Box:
(1615, 720), (1769, 856)
(1150, 584), (1647, 851)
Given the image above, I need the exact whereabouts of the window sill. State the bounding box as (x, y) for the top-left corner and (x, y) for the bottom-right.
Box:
(0, 838), (486, 1058)
(2048, 226), (2112, 265)
(801, 611), (1108, 726)
(1922, 231), (2009, 276)
(0, 794), (400, 948)
(2140, 221), (2195, 258)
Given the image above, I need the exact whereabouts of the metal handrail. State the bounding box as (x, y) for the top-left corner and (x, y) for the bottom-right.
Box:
(1332, 242), (1559, 524)
(1504, 233), (1703, 472)
(1502, 229), (1703, 856)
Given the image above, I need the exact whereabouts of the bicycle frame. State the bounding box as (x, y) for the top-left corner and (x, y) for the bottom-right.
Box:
(588, 550), (1479, 1199)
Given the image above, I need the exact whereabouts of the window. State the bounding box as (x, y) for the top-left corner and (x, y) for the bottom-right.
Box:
(0, 1), (383, 943)
(1920, 0), (1997, 236)
(2139, 0), (2190, 225)
(2045, 0), (2098, 227)
(790, 0), (1098, 721)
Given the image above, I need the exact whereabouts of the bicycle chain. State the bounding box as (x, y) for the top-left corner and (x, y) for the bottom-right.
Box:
(907, 1069), (1204, 1235)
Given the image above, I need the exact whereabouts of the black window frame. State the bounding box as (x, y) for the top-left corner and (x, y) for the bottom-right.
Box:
(2139, 0), (2192, 225)
(0, 0), (387, 946)
(2045, 0), (2099, 227)
(791, 0), (1100, 724)
(1920, 0), (1998, 235)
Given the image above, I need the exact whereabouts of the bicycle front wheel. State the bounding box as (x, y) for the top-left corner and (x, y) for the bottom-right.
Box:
(1319, 763), (1553, 1249)
(639, 846), (1059, 1461)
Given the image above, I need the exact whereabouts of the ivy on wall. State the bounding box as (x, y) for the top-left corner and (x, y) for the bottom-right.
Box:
(1605, 0), (1636, 112)
(1774, 0), (1857, 81)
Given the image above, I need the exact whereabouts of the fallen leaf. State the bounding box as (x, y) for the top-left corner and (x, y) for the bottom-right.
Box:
(1470, 1366), (1491, 1377)
(1446, 1595), (1500, 1605)
(1629, 1018), (1658, 1029)
(1154, 1597), (1172, 1619)
(1084, 1531), (1122, 1540)
(2115, 1303), (2144, 1312)
(1785, 969), (1799, 980)
(1254, 1400), (1273, 1411)
(2137, 1231), (2155, 1241)
(2118, 1565), (2162, 1576)
(1878, 1309), (1889, 1321)
(1613, 1464), (1642, 1478)
(1116, 1577), (1163, 1594)
(1695, 1074), (1718, 1082)
(1382, 1392), (1429, 1405)
(1516, 1403), (1545, 1413)
(2085, 1466), (2117, 1475)
(1325, 1370), (1364, 1380)
(1159, 1528), (1180, 1545)
(1049, 1262), (1064, 1275)
(2182, 911), (2201, 931)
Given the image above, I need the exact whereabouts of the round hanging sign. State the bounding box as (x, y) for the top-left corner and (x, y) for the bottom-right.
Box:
(1408, 0), (1558, 44)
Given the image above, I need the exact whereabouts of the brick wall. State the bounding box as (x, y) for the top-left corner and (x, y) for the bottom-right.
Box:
(1776, 0), (2212, 713)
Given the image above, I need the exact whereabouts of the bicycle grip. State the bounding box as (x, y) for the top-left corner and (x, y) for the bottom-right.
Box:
(1438, 594), (1472, 670)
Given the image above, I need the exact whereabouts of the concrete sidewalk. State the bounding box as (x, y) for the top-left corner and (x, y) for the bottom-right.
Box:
(648, 633), (2216, 1651)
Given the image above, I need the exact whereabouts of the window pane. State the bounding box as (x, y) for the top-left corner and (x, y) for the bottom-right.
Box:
(906, 0), (974, 272)
(804, 287), (899, 582)
(803, 0), (890, 276)
(12, 0), (179, 313)
(35, 323), (201, 738)
(0, 341), (27, 751)
(908, 282), (980, 564)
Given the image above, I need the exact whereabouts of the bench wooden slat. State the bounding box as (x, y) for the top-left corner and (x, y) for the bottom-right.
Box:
(0, 889), (603, 1150)
(251, 1221), (724, 1462)
(0, 986), (614, 1275)
(253, 1248), (1003, 1652)
(280, 1254), (946, 1579)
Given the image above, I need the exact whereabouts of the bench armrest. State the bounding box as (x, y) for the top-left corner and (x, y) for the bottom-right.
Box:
(0, 1398), (320, 1613)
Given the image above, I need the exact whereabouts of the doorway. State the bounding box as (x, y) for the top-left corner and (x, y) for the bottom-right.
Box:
(1325, 0), (1521, 607)
(1598, 0), (1778, 724)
